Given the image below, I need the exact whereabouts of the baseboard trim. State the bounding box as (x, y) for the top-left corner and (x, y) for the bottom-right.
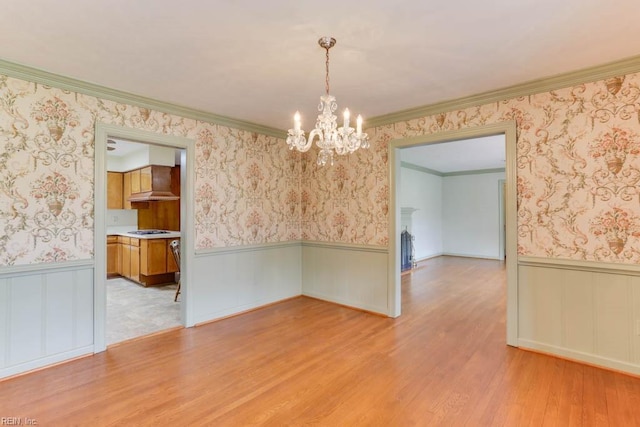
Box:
(107, 325), (185, 349)
(518, 338), (640, 377)
(0, 346), (94, 381)
(442, 253), (503, 261)
(194, 295), (302, 327)
(302, 295), (389, 318)
(301, 290), (387, 316)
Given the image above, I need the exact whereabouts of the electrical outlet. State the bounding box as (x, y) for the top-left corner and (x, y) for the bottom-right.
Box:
(112, 215), (119, 223)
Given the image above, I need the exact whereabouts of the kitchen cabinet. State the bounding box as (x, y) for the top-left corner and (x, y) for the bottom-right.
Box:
(107, 235), (118, 275)
(130, 169), (141, 194)
(140, 166), (152, 192)
(123, 171), (132, 209)
(115, 236), (178, 286)
(118, 236), (140, 283)
(128, 165), (177, 202)
(137, 166), (181, 231)
(107, 172), (123, 209)
(140, 239), (168, 276)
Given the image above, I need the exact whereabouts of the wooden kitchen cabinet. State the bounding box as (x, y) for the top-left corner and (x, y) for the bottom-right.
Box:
(139, 166), (153, 192)
(140, 238), (180, 276)
(130, 169), (141, 194)
(130, 240), (140, 282)
(107, 235), (118, 275)
(119, 236), (131, 278)
(116, 236), (178, 287)
(140, 239), (168, 276)
(117, 236), (139, 282)
(123, 171), (132, 209)
(107, 172), (123, 209)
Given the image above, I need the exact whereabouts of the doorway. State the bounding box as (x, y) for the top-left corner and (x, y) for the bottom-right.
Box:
(106, 138), (184, 345)
(388, 121), (518, 346)
(94, 123), (195, 353)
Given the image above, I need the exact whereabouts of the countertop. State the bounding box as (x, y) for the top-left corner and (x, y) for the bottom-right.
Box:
(107, 226), (181, 240)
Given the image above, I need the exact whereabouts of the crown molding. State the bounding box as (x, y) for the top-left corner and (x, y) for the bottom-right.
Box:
(400, 161), (443, 176)
(4, 53), (639, 138)
(368, 54), (640, 128)
(0, 58), (287, 139)
(401, 161), (505, 177)
(443, 167), (505, 177)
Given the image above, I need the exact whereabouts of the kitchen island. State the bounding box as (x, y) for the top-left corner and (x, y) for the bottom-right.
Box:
(107, 228), (180, 286)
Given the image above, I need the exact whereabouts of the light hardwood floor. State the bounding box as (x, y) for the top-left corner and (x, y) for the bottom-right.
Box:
(2, 256), (640, 425)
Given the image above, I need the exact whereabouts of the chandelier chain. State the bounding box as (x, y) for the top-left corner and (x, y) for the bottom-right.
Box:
(325, 46), (330, 95)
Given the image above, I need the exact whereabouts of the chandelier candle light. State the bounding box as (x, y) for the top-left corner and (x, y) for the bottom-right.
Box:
(286, 36), (369, 166)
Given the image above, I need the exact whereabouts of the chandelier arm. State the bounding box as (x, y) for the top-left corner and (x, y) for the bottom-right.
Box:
(307, 128), (321, 150)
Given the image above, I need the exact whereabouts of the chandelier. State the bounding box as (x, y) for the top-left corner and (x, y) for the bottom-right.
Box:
(286, 37), (369, 166)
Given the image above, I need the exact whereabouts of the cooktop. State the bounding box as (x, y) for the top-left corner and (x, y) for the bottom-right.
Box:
(127, 230), (170, 235)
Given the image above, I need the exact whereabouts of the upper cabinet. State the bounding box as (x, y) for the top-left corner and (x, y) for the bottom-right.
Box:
(128, 165), (179, 202)
(123, 171), (132, 210)
(107, 172), (124, 209)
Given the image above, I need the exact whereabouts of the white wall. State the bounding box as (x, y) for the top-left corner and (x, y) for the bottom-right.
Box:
(400, 167), (443, 260)
(0, 262), (94, 378)
(400, 167), (505, 261)
(0, 243), (304, 379)
(192, 243), (303, 324)
(518, 258), (640, 375)
(108, 145), (176, 172)
(301, 243), (389, 315)
(442, 172), (505, 259)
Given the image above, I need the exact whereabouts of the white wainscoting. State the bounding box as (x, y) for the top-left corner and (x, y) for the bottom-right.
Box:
(518, 256), (640, 376)
(192, 242), (302, 325)
(301, 242), (389, 315)
(0, 260), (94, 379)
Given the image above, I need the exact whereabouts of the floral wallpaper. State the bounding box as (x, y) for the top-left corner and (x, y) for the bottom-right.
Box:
(302, 72), (640, 264)
(1, 66), (640, 266)
(0, 75), (298, 266)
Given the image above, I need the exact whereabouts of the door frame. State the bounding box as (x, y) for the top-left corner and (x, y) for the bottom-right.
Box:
(94, 122), (196, 352)
(388, 121), (518, 346)
(498, 179), (506, 261)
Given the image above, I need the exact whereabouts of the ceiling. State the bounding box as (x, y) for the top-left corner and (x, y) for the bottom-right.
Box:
(2, 1), (639, 169)
(400, 135), (505, 173)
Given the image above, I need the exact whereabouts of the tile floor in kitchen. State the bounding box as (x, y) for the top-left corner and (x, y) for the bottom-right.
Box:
(106, 277), (181, 345)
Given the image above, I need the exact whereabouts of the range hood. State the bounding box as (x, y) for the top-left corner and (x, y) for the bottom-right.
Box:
(129, 191), (179, 202)
(128, 165), (180, 202)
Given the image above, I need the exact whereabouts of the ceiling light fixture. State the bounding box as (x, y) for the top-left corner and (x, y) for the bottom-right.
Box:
(286, 37), (369, 166)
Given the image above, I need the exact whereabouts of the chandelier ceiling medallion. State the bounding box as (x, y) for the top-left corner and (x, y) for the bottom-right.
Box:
(286, 36), (369, 166)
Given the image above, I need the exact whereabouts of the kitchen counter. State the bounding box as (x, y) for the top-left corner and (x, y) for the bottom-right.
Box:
(107, 226), (180, 239)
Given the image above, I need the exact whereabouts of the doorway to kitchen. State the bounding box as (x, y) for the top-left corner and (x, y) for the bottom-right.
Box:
(94, 123), (195, 353)
(106, 138), (184, 345)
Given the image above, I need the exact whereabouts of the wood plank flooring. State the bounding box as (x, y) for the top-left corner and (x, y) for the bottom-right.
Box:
(2, 256), (640, 425)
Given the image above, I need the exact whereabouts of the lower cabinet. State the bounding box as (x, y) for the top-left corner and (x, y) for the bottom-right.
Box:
(113, 236), (178, 286)
(117, 236), (139, 283)
(107, 235), (118, 275)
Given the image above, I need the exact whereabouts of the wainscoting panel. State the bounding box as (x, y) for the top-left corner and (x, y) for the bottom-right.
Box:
(518, 257), (640, 375)
(192, 243), (302, 325)
(301, 242), (389, 315)
(0, 261), (94, 379)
